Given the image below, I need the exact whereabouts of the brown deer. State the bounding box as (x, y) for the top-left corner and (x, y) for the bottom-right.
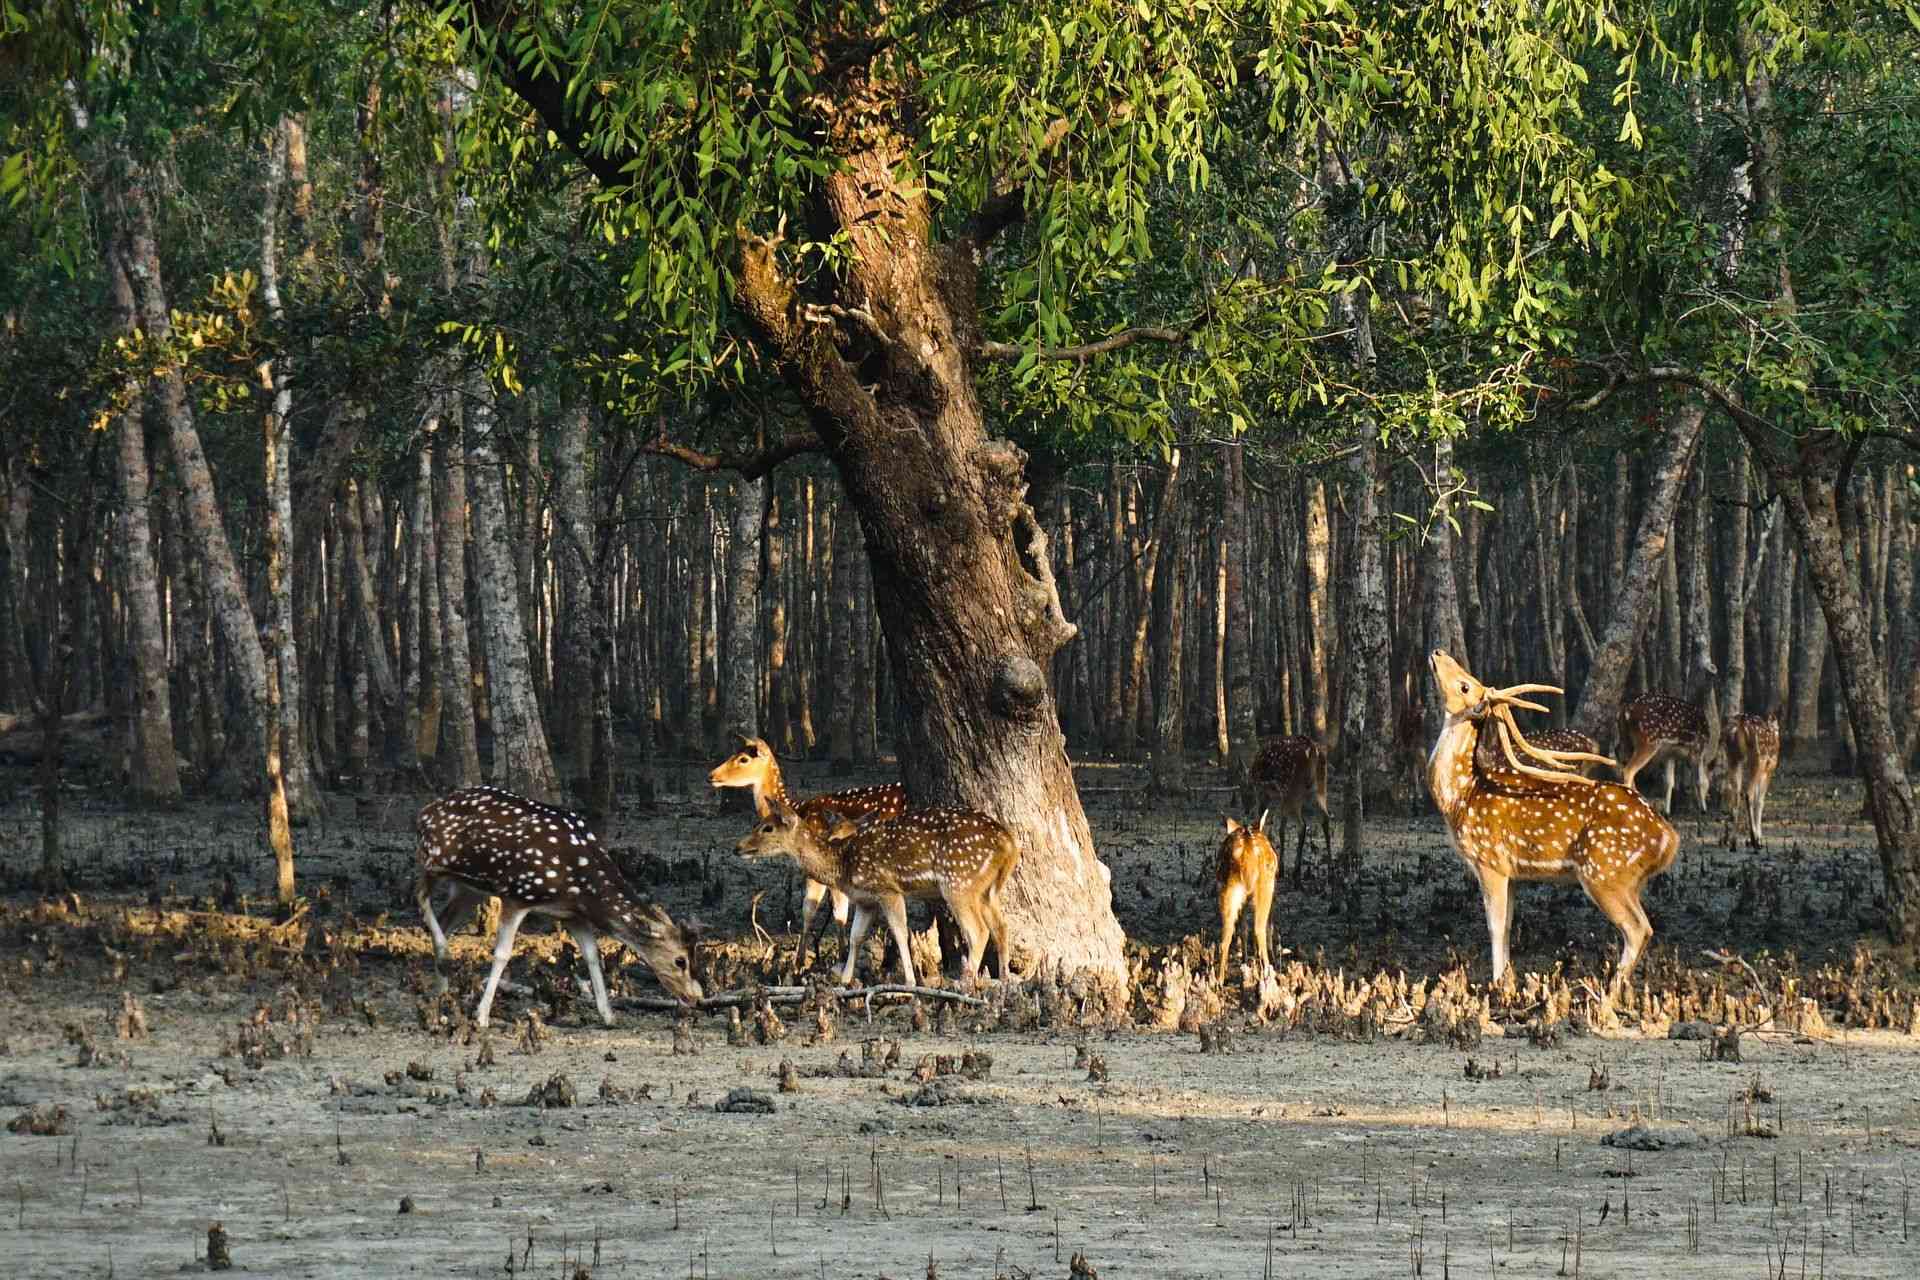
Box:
(709, 735), (906, 965)
(734, 800), (1018, 987)
(1722, 713), (1782, 849)
(1618, 656), (1722, 814)
(1428, 651), (1680, 1003)
(1215, 813), (1278, 980)
(1244, 735), (1331, 879)
(414, 786), (703, 1027)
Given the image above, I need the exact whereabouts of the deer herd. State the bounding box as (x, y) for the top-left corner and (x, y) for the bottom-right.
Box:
(411, 651), (1785, 1031)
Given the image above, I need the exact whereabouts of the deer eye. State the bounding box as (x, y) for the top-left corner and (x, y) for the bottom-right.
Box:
(676, 956), (688, 969)
(1458, 682), (1469, 693)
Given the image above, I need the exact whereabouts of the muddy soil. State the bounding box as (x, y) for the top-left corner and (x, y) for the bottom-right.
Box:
(1, 754), (1916, 1278)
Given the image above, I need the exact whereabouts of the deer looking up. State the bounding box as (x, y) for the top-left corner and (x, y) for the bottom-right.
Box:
(1428, 651), (1680, 1005)
(414, 786), (703, 1027)
(1618, 654), (1722, 814)
(709, 735), (906, 966)
(1722, 713), (1782, 849)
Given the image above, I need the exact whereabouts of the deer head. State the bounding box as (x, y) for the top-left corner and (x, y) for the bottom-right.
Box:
(1428, 651), (1615, 784)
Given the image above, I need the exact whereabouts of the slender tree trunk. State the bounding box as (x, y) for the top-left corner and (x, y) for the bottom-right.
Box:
(723, 474), (765, 745)
(413, 449), (443, 761)
(1340, 430), (1392, 863)
(1302, 477), (1333, 741)
(104, 204), (179, 805)
(1123, 453), (1182, 761)
(1150, 481), (1190, 796)
(463, 361), (560, 803)
(1569, 406), (1706, 742)
(551, 403), (598, 787)
(340, 478), (412, 770)
(1223, 441), (1257, 784)
(432, 419), (482, 787)
(1722, 449), (1750, 715)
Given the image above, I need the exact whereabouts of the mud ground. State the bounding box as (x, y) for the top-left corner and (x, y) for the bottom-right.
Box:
(1, 751), (1917, 1278)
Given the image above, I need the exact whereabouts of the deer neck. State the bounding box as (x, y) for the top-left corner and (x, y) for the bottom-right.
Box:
(785, 833), (849, 890)
(1426, 717), (1480, 819)
(751, 764), (794, 819)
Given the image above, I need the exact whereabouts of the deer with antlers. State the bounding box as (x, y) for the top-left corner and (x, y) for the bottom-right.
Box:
(1721, 713), (1782, 849)
(709, 735), (906, 966)
(1428, 652), (1680, 1003)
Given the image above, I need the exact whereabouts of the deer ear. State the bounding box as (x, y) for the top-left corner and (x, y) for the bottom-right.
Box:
(819, 811), (858, 841)
(1223, 815), (1240, 835)
(1257, 809), (1270, 834)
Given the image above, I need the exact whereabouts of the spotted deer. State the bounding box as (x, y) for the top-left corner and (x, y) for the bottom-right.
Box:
(1428, 651), (1680, 1004)
(1215, 813), (1278, 980)
(734, 801), (1018, 987)
(1722, 713), (1782, 849)
(414, 786), (703, 1026)
(1244, 735), (1331, 879)
(1618, 657), (1722, 814)
(709, 735), (906, 966)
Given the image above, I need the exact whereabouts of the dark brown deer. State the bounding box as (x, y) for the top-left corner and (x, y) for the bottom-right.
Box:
(1429, 652), (1679, 1004)
(415, 786), (703, 1026)
(709, 735), (906, 965)
(1244, 735), (1331, 879)
(1722, 713), (1782, 848)
(735, 801), (1018, 987)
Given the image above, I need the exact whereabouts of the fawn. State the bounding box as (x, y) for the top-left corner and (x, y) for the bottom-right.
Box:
(709, 735), (906, 965)
(1428, 651), (1679, 1004)
(414, 786), (703, 1026)
(1215, 813), (1278, 980)
(1722, 713), (1781, 848)
(1244, 735), (1330, 879)
(1618, 655), (1721, 814)
(734, 800), (1018, 987)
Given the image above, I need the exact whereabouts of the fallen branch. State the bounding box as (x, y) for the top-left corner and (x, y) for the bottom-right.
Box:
(617, 983), (989, 1013)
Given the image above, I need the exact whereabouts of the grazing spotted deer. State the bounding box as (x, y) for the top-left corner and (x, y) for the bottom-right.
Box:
(709, 735), (906, 966)
(1618, 657), (1722, 814)
(1244, 735), (1331, 879)
(1215, 813), (1278, 980)
(414, 786), (703, 1027)
(1476, 726), (1603, 777)
(735, 801), (1018, 987)
(1722, 713), (1782, 849)
(1428, 651), (1679, 1004)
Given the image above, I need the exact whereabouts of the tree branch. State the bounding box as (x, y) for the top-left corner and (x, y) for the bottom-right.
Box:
(641, 423), (825, 479)
(461, 2), (637, 190)
(977, 325), (1190, 362)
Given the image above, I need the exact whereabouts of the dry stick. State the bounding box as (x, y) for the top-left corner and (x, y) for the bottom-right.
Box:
(1026, 1147), (1041, 1212)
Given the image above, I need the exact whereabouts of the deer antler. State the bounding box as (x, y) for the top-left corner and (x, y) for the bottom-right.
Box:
(1480, 683), (1617, 786)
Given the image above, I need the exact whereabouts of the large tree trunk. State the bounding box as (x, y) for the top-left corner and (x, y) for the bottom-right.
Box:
(431, 419), (483, 788)
(727, 139), (1125, 980)
(104, 207), (180, 806)
(1569, 406), (1706, 742)
(1339, 430), (1392, 864)
(1756, 437), (1920, 938)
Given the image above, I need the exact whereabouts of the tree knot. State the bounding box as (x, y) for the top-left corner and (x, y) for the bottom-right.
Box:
(989, 655), (1048, 719)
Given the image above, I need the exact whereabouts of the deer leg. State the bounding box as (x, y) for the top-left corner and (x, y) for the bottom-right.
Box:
(946, 895), (991, 985)
(1753, 771), (1771, 846)
(878, 894), (917, 987)
(568, 925), (615, 1027)
(474, 905), (534, 1029)
(1251, 860), (1275, 975)
(797, 878), (829, 969)
(1617, 739), (1660, 793)
(1693, 752), (1712, 814)
(1582, 880), (1653, 1004)
(1659, 757), (1677, 815)
(1475, 868), (1513, 984)
(840, 904), (876, 986)
(978, 892), (1013, 981)
(416, 873), (450, 965)
(1217, 880), (1247, 981)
